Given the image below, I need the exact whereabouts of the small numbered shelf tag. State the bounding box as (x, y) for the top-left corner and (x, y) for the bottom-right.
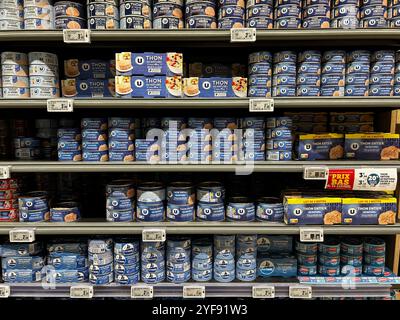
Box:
(183, 286), (205, 299)
(142, 229), (166, 242)
(63, 29), (91, 43)
(289, 286), (312, 299)
(0, 285), (10, 298)
(0, 166), (10, 179)
(303, 167), (328, 180)
(131, 286), (153, 299)
(70, 285), (94, 299)
(47, 99), (74, 112)
(230, 28), (256, 42)
(300, 228), (324, 242)
(9, 228), (35, 243)
(249, 99), (274, 112)
(252, 286), (275, 299)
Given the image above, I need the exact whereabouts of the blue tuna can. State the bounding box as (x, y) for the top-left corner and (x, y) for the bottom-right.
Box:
(363, 237), (385, 255)
(302, 16), (331, 28)
(320, 85), (345, 96)
(361, 16), (387, 27)
(341, 238), (363, 255)
(273, 62), (296, 75)
(266, 150), (292, 161)
(18, 191), (48, 211)
(248, 62), (272, 75)
(248, 86), (272, 97)
(114, 240), (139, 256)
(167, 182), (195, 205)
(341, 254), (363, 266)
(274, 4), (302, 19)
(236, 256), (257, 270)
(167, 260), (191, 273)
(50, 202), (81, 222)
(246, 16), (274, 28)
(236, 268), (256, 281)
(296, 241), (318, 254)
(58, 150), (82, 161)
(249, 75), (272, 86)
(89, 262), (114, 276)
(89, 272), (114, 285)
(55, 16), (87, 29)
(197, 181), (225, 203)
(109, 151), (135, 162)
(298, 265), (317, 276)
(297, 86), (320, 96)
(114, 263), (140, 275)
(226, 197), (255, 222)
(137, 182), (165, 202)
(120, 15), (152, 29)
(106, 180), (135, 198)
(115, 272), (140, 285)
(217, 17), (245, 28)
(142, 260), (165, 273)
(297, 74), (321, 86)
(82, 129), (107, 141)
(319, 238), (340, 255)
(345, 85), (368, 96)
(369, 85), (393, 96)
(192, 269), (212, 281)
(319, 255), (340, 267)
(136, 201), (165, 222)
(82, 150), (109, 161)
(319, 265), (340, 276)
(196, 202), (225, 221)
(106, 196), (133, 211)
(106, 207), (134, 222)
(81, 118), (107, 130)
(192, 258), (213, 270)
(389, 17), (400, 27)
(346, 74), (370, 85)
(266, 127), (292, 139)
(371, 61), (394, 74)
(166, 203), (195, 222)
(341, 265), (362, 276)
(395, 86), (400, 95)
(297, 253), (318, 266)
(142, 270), (165, 283)
(114, 253), (140, 265)
(82, 141), (108, 151)
(185, 1), (216, 16)
(274, 16), (301, 28)
(256, 197), (284, 222)
(298, 62), (321, 74)
(273, 74), (296, 86)
(167, 270), (191, 283)
(363, 265), (385, 276)
(88, 239), (113, 254)
(360, 5), (387, 19)
(186, 15), (217, 28)
(19, 208), (50, 222)
(273, 51), (297, 63)
(272, 86), (296, 96)
(249, 51), (273, 64)
(55, 1), (85, 18)
(57, 139), (81, 151)
(214, 269), (235, 282)
(247, 4), (273, 19)
(330, 16), (359, 28)
(120, 2), (152, 18)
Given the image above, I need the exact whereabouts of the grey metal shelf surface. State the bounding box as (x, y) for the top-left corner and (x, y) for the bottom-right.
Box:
(5, 282), (392, 298)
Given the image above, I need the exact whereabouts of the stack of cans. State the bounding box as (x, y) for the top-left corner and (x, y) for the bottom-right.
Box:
(212, 117), (239, 162)
(14, 136), (41, 160)
(88, 239), (114, 285)
(1, 52), (30, 99)
(153, 0), (184, 29)
(363, 237), (386, 276)
(106, 180), (135, 222)
(0, 178), (19, 222)
(273, 51), (297, 97)
(331, 0), (359, 28)
(0, 120), (9, 159)
(266, 116), (293, 161)
(141, 241), (165, 283)
(29, 52), (60, 99)
(54, 0), (86, 29)
(246, 0), (274, 29)
(213, 235), (235, 282)
(274, 0), (302, 29)
(185, 0), (217, 28)
(57, 127), (82, 161)
(218, 0), (245, 29)
(18, 191), (50, 222)
(248, 51), (273, 98)
(196, 181), (225, 221)
(296, 240), (318, 276)
(340, 238), (363, 276)
(360, 0), (388, 28)
(321, 50), (346, 96)
(395, 50), (400, 96)
(114, 239), (140, 285)
(161, 117), (188, 163)
(241, 117), (265, 161)
(297, 50), (321, 96)
(389, 0), (400, 27)
(167, 182), (195, 222)
(88, 0), (119, 29)
(36, 119), (58, 160)
(236, 235), (257, 281)
(345, 50), (370, 96)
(136, 182), (165, 222)
(187, 117), (213, 163)
(370, 50), (395, 96)
(24, 0), (54, 30)
(120, 0), (152, 29)
(108, 117), (135, 162)
(318, 238), (341, 277)
(192, 238), (213, 282)
(81, 118), (109, 162)
(302, 0), (331, 28)
(167, 237), (191, 283)
(0, 0), (23, 30)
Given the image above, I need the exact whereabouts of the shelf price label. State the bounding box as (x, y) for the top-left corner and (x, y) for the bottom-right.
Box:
(70, 285), (94, 299)
(9, 228), (36, 243)
(47, 99), (74, 112)
(183, 286), (205, 299)
(142, 229), (166, 242)
(230, 28), (256, 42)
(252, 286), (275, 299)
(0, 285), (10, 298)
(289, 286), (312, 299)
(63, 29), (91, 43)
(0, 166), (10, 179)
(249, 99), (274, 112)
(300, 228), (324, 242)
(303, 167), (328, 180)
(131, 286), (153, 299)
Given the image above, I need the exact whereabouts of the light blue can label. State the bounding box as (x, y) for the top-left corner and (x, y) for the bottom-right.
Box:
(89, 272), (114, 285)
(236, 268), (256, 281)
(89, 262), (114, 275)
(226, 201), (255, 222)
(114, 253), (140, 265)
(166, 203), (195, 222)
(214, 269), (235, 282)
(115, 272), (140, 285)
(192, 269), (212, 281)
(115, 263), (140, 275)
(136, 201), (165, 222)
(196, 201), (225, 221)
(142, 270), (165, 283)
(106, 208), (134, 222)
(114, 241), (139, 255)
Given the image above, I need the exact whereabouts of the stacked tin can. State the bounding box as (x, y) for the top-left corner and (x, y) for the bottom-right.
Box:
(88, 239), (114, 285)
(369, 50), (395, 96)
(321, 50), (346, 96)
(136, 118), (161, 162)
(266, 116), (293, 161)
(340, 237), (363, 276)
(81, 118), (109, 162)
(318, 238), (341, 276)
(88, 0), (119, 29)
(240, 117), (265, 161)
(360, 0), (388, 28)
(1, 52), (30, 99)
(36, 119), (58, 160)
(345, 50), (370, 96)
(274, 0), (302, 29)
(256, 196), (284, 222)
(120, 0), (152, 29)
(273, 51), (297, 97)
(57, 126), (82, 161)
(218, 0), (245, 29)
(196, 181), (225, 221)
(331, 0), (360, 28)
(186, 0), (217, 28)
(192, 238), (213, 281)
(213, 235), (235, 282)
(363, 237), (386, 276)
(18, 191), (50, 222)
(54, 0), (87, 29)
(108, 117), (135, 162)
(296, 240), (317, 276)
(0, 0), (23, 30)
(153, 0), (184, 29)
(297, 50), (321, 96)
(236, 235), (257, 281)
(161, 117), (187, 163)
(212, 117), (239, 162)
(141, 241), (165, 283)
(106, 180), (135, 222)
(302, 0), (331, 28)
(114, 239), (140, 285)
(24, 0), (55, 30)
(136, 182), (165, 222)
(0, 178), (19, 222)
(14, 136), (41, 160)
(166, 182), (195, 222)
(246, 0), (274, 29)
(389, 0), (400, 27)
(395, 50), (400, 95)
(166, 237), (191, 283)
(226, 197), (256, 221)
(50, 201), (81, 222)
(187, 117), (213, 163)
(29, 52), (60, 99)
(248, 51), (273, 98)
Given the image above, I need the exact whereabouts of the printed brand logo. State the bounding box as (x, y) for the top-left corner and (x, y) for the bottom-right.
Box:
(347, 208), (357, 216)
(294, 208), (303, 216)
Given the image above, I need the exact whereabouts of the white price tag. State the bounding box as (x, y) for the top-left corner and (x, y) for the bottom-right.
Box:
(0, 285), (10, 298)
(300, 228), (324, 242)
(9, 228), (35, 243)
(0, 166), (10, 179)
(230, 28), (256, 42)
(354, 168), (397, 191)
(131, 286), (153, 299)
(142, 229), (166, 242)
(252, 286), (275, 299)
(47, 99), (74, 112)
(289, 286), (312, 299)
(70, 285), (94, 299)
(63, 29), (91, 43)
(303, 167), (328, 180)
(183, 286), (205, 299)
(249, 99), (274, 112)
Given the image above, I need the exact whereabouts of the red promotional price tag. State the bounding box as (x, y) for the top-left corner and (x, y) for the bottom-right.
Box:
(325, 169), (355, 190)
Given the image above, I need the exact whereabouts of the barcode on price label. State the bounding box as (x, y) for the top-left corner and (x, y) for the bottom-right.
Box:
(183, 286), (205, 299)
(289, 286), (312, 299)
(249, 99), (274, 112)
(230, 28), (256, 42)
(63, 29), (91, 43)
(0, 285), (10, 298)
(0, 166), (10, 179)
(9, 229), (35, 243)
(303, 167), (327, 180)
(300, 228), (324, 242)
(252, 286), (275, 299)
(70, 285), (93, 299)
(47, 99), (74, 112)
(142, 229), (166, 242)
(131, 286), (153, 299)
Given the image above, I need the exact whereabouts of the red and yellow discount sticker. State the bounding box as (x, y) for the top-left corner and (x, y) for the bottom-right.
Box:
(325, 169), (355, 190)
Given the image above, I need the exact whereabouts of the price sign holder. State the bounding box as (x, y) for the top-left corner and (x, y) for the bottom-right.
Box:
(70, 285), (94, 299)
(183, 286), (206, 299)
(0, 285), (10, 298)
(0, 166), (10, 179)
(47, 99), (74, 112)
(142, 229), (166, 242)
(252, 286), (275, 299)
(230, 28), (256, 42)
(131, 286), (153, 299)
(289, 286), (312, 299)
(63, 29), (91, 43)
(300, 228), (324, 242)
(249, 99), (274, 112)
(9, 228), (36, 243)
(303, 167), (328, 180)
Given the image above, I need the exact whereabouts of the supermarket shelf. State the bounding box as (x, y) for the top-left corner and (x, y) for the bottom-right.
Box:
(0, 97), (399, 109)
(1, 221), (400, 235)
(2, 161), (400, 173)
(5, 282), (392, 298)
